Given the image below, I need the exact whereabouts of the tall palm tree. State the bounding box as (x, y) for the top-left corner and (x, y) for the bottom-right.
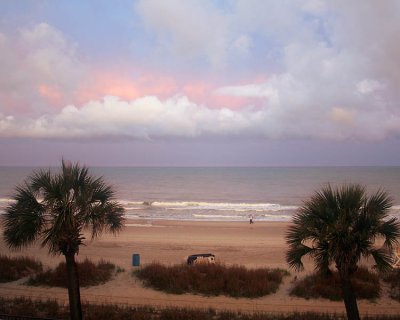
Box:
(3, 160), (125, 320)
(286, 184), (399, 320)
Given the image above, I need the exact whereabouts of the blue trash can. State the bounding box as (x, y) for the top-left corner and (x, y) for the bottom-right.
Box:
(132, 253), (140, 267)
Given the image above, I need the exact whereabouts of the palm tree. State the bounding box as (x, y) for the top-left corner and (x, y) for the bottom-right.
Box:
(3, 160), (125, 320)
(286, 184), (399, 320)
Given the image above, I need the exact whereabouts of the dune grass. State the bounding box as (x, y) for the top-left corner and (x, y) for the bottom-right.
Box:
(0, 297), (62, 319)
(135, 262), (289, 298)
(290, 267), (380, 301)
(27, 258), (118, 288)
(1, 297), (400, 320)
(0, 255), (43, 283)
(381, 268), (400, 301)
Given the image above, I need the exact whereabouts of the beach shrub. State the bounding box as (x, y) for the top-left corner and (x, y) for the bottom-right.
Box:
(0, 297), (62, 318)
(135, 262), (289, 298)
(381, 268), (400, 301)
(290, 267), (380, 301)
(0, 255), (43, 282)
(1, 297), (400, 320)
(82, 304), (153, 320)
(27, 258), (117, 288)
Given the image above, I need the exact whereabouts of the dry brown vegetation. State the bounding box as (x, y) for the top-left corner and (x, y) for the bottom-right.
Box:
(290, 267), (380, 301)
(0, 255), (43, 283)
(27, 258), (118, 288)
(382, 268), (400, 301)
(1, 297), (400, 320)
(135, 262), (289, 298)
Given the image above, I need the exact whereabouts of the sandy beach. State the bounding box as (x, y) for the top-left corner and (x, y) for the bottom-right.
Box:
(0, 220), (399, 316)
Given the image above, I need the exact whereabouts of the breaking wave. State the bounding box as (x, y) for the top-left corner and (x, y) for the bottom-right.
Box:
(1, 197), (399, 222)
(119, 200), (299, 221)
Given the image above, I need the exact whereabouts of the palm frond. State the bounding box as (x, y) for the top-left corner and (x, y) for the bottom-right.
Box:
(286, 215), (313, 246)
(313, 240), (332, 273)
(286, 244), (313, 272)
(84, 201), (125, 238)
(104, 202), (125, 233)
(30, 169), (52, 193)
(366, 189), (393, 217)
(3, 185), (45, 249)
(336, 184), (365, 210)
(377, 218), (400, 249)
(370, 247), (393, 274)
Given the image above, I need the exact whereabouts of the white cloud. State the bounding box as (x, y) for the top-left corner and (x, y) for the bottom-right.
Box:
(20, 23), (82, 86)
(135, 0), (317, 67)
(0, 23), (85, 115)
(1, 92), (399, 142)
(135, 0), (232, 67)
(356, 79), (384, 95)
(0, 95), (264, 140)
(216, 83), (275, 98)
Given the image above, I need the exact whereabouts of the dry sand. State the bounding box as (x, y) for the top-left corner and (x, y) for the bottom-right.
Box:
(0, 220), (399, 316)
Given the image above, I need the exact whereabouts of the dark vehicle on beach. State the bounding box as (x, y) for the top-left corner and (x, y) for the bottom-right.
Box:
(187, 253), (215, 265)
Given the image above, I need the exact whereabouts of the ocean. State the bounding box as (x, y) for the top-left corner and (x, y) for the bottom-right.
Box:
(0, 167), (399, 221)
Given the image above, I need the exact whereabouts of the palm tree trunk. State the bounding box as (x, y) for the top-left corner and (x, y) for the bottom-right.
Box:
(340, 274), (360, 320)
(65, 252), (82, 320)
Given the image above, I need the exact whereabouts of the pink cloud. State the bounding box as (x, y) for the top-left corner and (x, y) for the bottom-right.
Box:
(74, 71), (265, 111)
(38, 84), (62, 106)
(182, 77), (266, 110)
(76, 70), (179, 104)
(74, 68), (261, 110)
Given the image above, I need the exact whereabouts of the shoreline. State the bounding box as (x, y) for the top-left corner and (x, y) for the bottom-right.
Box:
(0, 219), (399, 315)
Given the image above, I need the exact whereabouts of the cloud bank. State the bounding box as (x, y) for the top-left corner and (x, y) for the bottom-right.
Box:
(0, 1), (400, 143)
(1, 92), (399, 141)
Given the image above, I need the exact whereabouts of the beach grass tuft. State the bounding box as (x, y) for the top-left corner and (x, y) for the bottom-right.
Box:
(0, 297), (61, 318)
(381, 268), (400, 301)
(0, 255), (43, 283)
(1, 297), (400, 320)
(26, 258), (117, 288)
(135, 262), (289, 298)
(290, 266), (380, 301)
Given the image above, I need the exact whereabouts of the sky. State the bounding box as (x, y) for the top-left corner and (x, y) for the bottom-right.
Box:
(0, 0), (400, 166)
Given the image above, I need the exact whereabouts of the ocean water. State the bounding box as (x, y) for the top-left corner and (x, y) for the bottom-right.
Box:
(0, 167), (399, 221)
